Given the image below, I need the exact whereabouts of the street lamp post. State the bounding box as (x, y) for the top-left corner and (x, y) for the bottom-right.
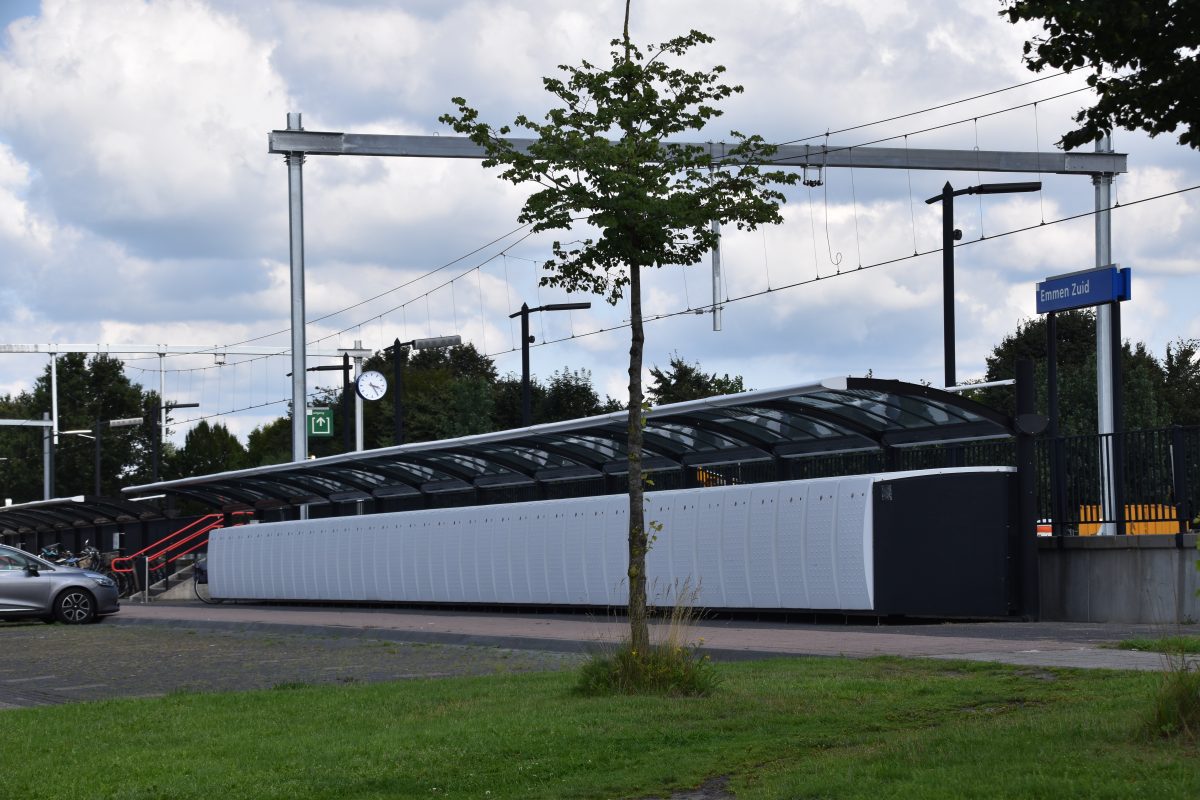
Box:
(392, 335), (462, 445)
(508, 302), (591, 427)
(925, 181), (1041, 389)
(151, 401), (199, 482)
(61, 416), (142, 495)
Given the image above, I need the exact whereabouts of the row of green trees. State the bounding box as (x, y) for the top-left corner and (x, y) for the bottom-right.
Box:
(2, 320), (1195, 505)
(968, 310), (1200, 435)
(229, 348), (745, 468)
(0, 349), (743, 502)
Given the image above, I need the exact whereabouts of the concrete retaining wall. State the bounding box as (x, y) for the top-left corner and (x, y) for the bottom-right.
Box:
(1039, 534), (1199, 624)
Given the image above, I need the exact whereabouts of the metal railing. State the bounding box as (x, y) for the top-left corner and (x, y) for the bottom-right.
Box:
(109, 512), (253, 598)
(1038, 425), (1198, 536)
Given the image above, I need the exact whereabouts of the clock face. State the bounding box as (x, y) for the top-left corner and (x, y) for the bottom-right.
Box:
(355, 370), (388, 401)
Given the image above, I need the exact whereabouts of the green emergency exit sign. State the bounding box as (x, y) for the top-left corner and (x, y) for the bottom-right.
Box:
(307, 407), (333, 437)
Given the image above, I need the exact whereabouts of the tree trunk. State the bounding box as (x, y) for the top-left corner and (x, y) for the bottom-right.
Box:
(626, 260), (649, 655)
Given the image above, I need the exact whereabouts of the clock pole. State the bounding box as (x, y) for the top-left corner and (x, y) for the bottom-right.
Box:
(352, 340), (364, 452)
(341, 353), (353, 452)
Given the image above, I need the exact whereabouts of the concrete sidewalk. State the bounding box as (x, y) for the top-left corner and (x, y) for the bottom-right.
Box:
(114, 602), (1200, 672)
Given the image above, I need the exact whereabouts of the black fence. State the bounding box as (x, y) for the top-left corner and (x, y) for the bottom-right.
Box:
(1038, 425), (1199, 536)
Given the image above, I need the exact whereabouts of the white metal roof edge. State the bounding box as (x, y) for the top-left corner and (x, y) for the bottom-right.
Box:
(0, 495), (88, 512)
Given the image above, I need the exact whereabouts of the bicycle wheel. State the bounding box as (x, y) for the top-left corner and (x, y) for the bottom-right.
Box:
(111, 571), (135, 599)
(193, 573), (222, 604)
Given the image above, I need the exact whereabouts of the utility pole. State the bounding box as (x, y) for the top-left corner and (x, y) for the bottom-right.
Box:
(925, 181), (1041, 389)
(390, 335), (461, 445)
(1094, 134), (1122, 535)
(151, 402), (199, 482)
(508, 302), (591, 427)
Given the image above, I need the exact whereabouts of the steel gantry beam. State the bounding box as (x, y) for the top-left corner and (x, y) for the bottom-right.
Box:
(268, 130), (1127, 176)
(0, 344), (359, 357)
(268, 117), (1127, 481)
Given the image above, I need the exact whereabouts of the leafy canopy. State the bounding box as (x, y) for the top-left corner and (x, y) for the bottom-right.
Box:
(440, 30), (798, 304)
(1002, 0), (1200, 149)
(648, 354), (746, 406)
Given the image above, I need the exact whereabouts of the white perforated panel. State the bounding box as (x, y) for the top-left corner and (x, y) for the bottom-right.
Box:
(207, 471), (992, 611)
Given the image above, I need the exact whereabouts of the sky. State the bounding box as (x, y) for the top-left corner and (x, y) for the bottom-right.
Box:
(0, 0), (1196, 448)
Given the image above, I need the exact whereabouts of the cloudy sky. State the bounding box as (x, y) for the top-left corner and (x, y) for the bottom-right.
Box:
(0, 0), (1195, 447)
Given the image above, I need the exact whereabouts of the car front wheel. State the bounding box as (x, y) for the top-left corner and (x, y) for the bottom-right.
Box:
(54, 589), (96, 624)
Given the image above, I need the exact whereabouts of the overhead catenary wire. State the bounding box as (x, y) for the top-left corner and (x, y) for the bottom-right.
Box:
(481, 183), (1200, 358)
(124, 228), (539, 377)
(148, 183), (1199, 428)
(774, 71), (1072, 147)
(121, 222), (534, 364)
(740, 86), (1095, 171)
(118, 77), (1120, 428)
(125, 83), (1092, 375)
(124, 76), (1088, 375)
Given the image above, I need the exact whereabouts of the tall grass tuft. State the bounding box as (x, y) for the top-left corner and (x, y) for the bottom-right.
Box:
(576, 578), (719, 697)
(1141, 537), (1200, 741)
(1145, 644), (1200, 741)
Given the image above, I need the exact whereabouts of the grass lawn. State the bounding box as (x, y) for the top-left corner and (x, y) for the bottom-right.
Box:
(1, 657), (1196, 799)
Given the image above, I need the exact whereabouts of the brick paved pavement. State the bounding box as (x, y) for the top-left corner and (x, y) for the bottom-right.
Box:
(115, 600), (1200, 671)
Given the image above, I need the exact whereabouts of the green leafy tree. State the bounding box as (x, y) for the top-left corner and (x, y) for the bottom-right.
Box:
(0, 354), (156, 500)
(542, 368), (604, 422)
(1161, 339), (1200, 426)
(441, 2), (797, 653)
(1002, 0), (1200, 149)
(492, 373), (547, 430)
(170, 420), (247, 479)
(970, 311), (1190, 434)
(648, 354), (746, 405)
(399, 344), (497, 443)
(246, 416), (292, 467)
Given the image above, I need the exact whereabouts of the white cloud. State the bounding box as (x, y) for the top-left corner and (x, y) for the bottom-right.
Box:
(0, 0), (290, 255)
(0, 143), (53, 254)
(0, 0), (1196, 454)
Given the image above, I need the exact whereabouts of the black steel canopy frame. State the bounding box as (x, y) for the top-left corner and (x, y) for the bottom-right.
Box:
(117, 377), (1019, 512)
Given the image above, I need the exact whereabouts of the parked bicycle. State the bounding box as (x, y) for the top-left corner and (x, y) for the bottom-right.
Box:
(36, 541), (133, 597)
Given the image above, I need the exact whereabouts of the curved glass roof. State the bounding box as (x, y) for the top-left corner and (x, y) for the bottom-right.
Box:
(113, 376), (1015, 512)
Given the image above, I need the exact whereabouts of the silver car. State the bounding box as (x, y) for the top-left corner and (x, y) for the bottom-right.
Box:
(0, 544), (120, 624)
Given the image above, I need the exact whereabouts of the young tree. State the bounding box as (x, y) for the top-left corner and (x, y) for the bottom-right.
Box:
(441, 2), (797, 653)
(1001, 0), (1200, 149)
(648, 354), (746, 406)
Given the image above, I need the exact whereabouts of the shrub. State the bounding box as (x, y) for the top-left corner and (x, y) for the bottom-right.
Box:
(576, 578), (719, 697)
(1146, 662), (1200, 740)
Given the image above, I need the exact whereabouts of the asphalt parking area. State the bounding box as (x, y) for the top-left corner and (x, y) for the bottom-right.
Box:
(0, 621), (583, 709)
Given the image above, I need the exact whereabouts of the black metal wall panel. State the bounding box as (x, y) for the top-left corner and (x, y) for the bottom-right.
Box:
(872, 471), (1014, 617)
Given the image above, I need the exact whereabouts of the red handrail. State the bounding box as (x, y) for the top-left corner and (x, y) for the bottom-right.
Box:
(110, 512), (250, 573)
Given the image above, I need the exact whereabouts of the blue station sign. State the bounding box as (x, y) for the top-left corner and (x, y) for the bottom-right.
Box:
(1036, 265), (1131, 314)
